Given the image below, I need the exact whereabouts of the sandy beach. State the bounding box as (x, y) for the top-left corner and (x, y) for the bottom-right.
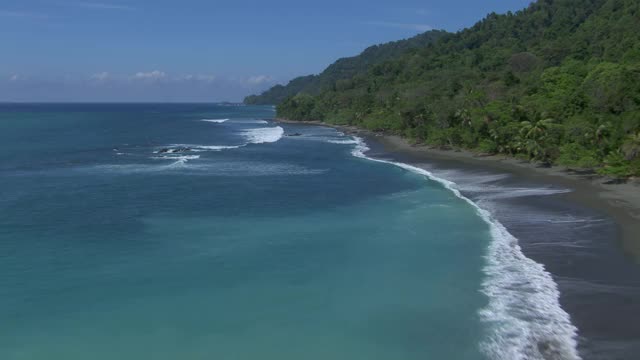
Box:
(277, 119), (640, 259)
(277, 118), (640, 359)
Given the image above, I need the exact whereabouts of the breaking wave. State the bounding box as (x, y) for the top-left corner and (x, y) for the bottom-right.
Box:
(237, 119), (269, 124)
(350, 136), (581, 360)
(241, 126), (284, 144)
(328, 139), (360, 145)
(168, 144), (243, 152)
(150, 125), (284, 162)
(201, 119), (229, 123)
(152, 155), (201, 161)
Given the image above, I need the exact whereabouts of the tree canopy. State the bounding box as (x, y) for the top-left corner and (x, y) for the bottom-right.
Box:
(244, 31), (447, 105)
(252, 0), (640, 176)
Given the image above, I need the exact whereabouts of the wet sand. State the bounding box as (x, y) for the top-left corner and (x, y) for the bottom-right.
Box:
(278, 119), (640, 360)
(278, 119), (640, 259)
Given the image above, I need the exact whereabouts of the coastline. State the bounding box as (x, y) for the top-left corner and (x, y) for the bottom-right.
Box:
(277, 118), (640, 359)
(276, 118), (640, 260)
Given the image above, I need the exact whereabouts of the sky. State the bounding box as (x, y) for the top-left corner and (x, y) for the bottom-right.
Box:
(1, 0), (533, 102)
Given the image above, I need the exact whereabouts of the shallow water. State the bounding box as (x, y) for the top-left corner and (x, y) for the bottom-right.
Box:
(0, 104), (579, 359)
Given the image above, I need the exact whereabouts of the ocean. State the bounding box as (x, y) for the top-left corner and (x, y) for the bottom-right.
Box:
(0, 104), (580, 359)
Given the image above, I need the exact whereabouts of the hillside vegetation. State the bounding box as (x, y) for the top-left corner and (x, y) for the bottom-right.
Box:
(263, 0), (640, 176)
(244, 31), (447, 105)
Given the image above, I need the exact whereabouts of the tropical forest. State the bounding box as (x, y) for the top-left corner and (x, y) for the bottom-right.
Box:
(246, 0), (640, 176)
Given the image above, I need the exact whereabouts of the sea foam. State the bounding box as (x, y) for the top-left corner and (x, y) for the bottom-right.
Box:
(158, 126), (284, 155)
(236, 119), (269, 124)
(153, 155), (201, 161)
(327, 139), (359, 145)
(90, 160), (325, 176)
(349, 136), (581, 360)
(201, 119), (229, 123)
(242, 126), (284, 144)
(170, 144), (243, 152)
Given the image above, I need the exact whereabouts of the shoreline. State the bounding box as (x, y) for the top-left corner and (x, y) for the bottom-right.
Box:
(277, 118), (640, 359)
(276, 118), (640, 260)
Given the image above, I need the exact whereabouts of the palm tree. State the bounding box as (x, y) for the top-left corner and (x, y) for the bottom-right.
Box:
(519, 118), (555, 162)
(454, 109), (472, 128)
(622, 132), (640, 160)
(594, 123), (611, 145)
(488, 128), (503, 152)
(524, 139), (545, 160)
(519, 118), (555, 141)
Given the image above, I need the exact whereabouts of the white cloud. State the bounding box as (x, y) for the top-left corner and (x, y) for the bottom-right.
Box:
(9, 74), (20, 81)
(133, 70), (166, 80)
(86, 71), (219, 84)
(365, 21), (433, 32)
(76, 2), (135, 11)
(90, 72), (110, 81)
(181, 74), (217, 83)
(246, 75), (274, 85)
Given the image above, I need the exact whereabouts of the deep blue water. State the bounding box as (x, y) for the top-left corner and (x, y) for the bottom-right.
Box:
(0, 104), (576, 359)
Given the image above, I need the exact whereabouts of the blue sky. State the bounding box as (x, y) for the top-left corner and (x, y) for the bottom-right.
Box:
(1, 0), (532, 102)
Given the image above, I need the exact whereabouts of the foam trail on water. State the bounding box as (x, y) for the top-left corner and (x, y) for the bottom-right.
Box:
(93, 159), (190, 173)
(193, 145), (242, 151)
(170, 144), (243, 152)
(159, 126), (284, 155)
(236, 119), (269, 124)
(328, 139), (359, 145)
(165, 126), (284, 154)
(242, 126), (284, 144)
(89, 161), (325, 176)
(350, 136), (581, 360)
(152, 155), (200, 161)
(201, 119), (229, 123)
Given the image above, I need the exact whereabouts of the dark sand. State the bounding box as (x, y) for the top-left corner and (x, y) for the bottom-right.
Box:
(278, 119), (640, 360)
(278, 119), (640, 259)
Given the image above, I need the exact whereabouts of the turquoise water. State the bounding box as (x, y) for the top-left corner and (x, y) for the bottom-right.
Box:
(0, 104), (573, 359)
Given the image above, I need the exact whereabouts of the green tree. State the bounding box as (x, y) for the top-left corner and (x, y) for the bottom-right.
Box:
(622, 132), (640, 160)
(259, 0), (640, 176)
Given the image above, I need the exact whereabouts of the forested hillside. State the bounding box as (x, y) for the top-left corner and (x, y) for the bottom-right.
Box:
(244, 31), (447, 105)
(271, 0), (640, 176)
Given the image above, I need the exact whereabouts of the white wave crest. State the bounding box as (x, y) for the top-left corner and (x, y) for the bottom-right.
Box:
(166, 127), (283, 154)
(242, 126), (284, 144)
(92, 159), (189, 173)
(191, 145), (243, 152)
(328, 139), (359, 145)
(169, 144), (243, 152)
(350, 136), (581, 360)
(237, 119), (269, 124)
(154, 148), (182, 154)
(152, 155), (200, 161)
(201, 119), (229, 123)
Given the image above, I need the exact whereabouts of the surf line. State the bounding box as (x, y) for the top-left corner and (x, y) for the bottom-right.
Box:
(350, 136), (581, 360)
